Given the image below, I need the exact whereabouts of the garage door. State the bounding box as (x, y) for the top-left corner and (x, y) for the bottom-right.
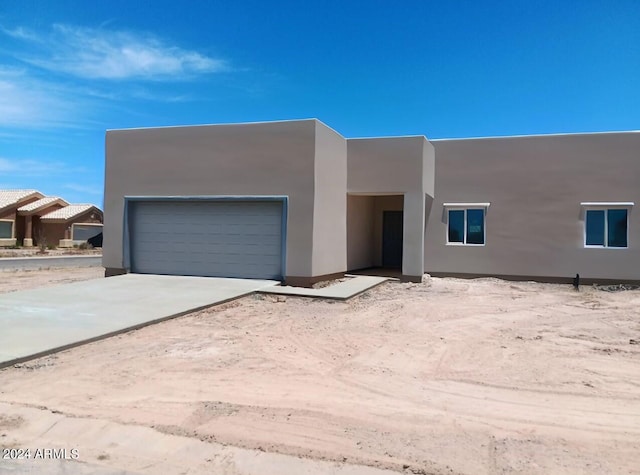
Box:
(128, 199), (284, 279)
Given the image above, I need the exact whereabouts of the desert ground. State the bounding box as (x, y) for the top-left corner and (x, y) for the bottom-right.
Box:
(0, 248), (102, 258)
(0, 266), (104, 293)
(0, 267), (639, 474)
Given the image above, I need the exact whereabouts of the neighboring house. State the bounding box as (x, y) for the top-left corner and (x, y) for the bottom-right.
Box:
(0, 190), (43, 246)
(0, 189), (103, 247)
(38, 204), (103, 247)
(103, 119), (639, 285)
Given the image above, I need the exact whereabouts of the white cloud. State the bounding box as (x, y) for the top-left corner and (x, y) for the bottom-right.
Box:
(0, 157), (82, 176)
(0, 67), (90, 128)
(9, 24), (228, 80)
(0, 24), (232, 130)
(2, 26), (42, 42)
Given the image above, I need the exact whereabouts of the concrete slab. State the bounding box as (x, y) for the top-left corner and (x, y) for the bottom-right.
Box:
(258, 275), (391, 300)
(0, 255), (102, 271)
(0, 274), (278, 368)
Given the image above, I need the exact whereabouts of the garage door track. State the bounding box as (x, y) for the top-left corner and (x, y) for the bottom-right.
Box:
(0, 274), (278, 368)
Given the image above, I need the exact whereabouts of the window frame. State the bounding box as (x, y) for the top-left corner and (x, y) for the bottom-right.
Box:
(0, 219), (14, 239)
(443, 204), (489, 246)
(582, 203), (632, 249)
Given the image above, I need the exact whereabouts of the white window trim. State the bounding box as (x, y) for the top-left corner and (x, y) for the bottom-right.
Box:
(445, 206), (487, 246)
(0, 219), (14, 239)
(580, 202), (634, 207)
(443, 202), (491, 208)
(582, 204), (631, 249)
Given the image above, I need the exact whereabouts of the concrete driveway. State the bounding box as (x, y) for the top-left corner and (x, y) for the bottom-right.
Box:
(0, 274), (278, 368)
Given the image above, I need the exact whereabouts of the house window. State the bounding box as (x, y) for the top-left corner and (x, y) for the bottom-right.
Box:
(0, 220), (13, 239)
(71, 223), (103, 241)
(585, 209), (628, 248)
(447, 208), (486, 245)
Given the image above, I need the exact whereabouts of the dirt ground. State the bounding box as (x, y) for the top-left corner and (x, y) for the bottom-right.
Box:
(0, 248), (101, 258)
(0, 268), (639, 474)
(0, 266), (104, 293)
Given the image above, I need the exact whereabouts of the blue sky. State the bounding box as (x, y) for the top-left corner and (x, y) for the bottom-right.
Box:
(1, 1), (639, 206)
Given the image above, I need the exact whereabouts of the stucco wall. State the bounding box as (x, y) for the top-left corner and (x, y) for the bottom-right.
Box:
(0, 210), (17, 220)
(312, 122), (348, 276)
(422, 140), (436, 198)
(39, 220), (66, 245)
(347, 137), (426, 194)
(104, 120), (319, 277)
(426, 133), (640, 281)
(346, 195), (375, 270)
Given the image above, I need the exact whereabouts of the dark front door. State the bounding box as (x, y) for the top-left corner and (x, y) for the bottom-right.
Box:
(382, 210), (403, 268)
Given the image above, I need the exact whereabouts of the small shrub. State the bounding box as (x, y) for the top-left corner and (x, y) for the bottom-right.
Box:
(47, 244), (57, 250)
(78, 241), (93, 250)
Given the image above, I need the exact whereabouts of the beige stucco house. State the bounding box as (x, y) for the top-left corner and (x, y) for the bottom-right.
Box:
(103, 119), (639, 285)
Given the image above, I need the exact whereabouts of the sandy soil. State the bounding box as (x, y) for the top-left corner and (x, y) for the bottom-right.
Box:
(0, 267), (104, 293)
(0, 271), (639, 474)
(0, 248), (101, 258)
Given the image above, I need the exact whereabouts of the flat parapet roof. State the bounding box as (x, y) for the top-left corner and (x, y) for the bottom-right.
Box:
(347, 134), (429, 141)
(106, 117), (347, 140)
(107, 119), (640, 142)
(107, 117), (322, 132)
(431, 129), (640, 142)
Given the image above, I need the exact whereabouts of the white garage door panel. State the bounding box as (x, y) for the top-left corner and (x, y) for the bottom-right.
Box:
(129, 200), (283, 279)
